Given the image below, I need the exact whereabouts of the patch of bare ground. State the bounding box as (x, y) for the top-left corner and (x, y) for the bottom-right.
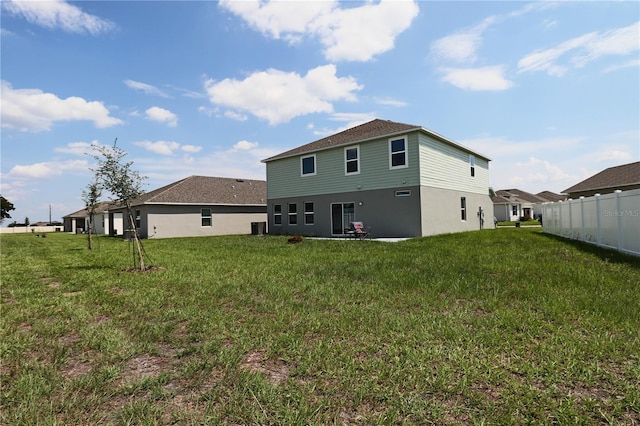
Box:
(61, 358), (93, 379)
(239, 349), (290, 385)
(60, 332), (80, 346)
(119, 354), (168, 385)
(17, 322), (32, 332)
(109, 286), (129, 296)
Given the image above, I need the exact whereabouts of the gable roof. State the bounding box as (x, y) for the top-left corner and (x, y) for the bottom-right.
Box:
(563, 161), (640, 194)
(536, 191), (566, 202)
(127, 176), (266, 207)
(262, 118), (490, 162)
(492, 189), (547, 205)
(63, 201), (119, 218)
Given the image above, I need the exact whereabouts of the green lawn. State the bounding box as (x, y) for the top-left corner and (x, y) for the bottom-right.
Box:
(1, 229), (639, 425)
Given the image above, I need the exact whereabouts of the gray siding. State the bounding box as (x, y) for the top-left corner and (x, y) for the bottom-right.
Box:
(268, 187), (422, 238)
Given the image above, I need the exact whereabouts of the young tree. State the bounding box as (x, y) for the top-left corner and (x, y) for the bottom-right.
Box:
(82, 180), (102, 251)
(1, 196), (15, 224)
(91, 140), (148, 269)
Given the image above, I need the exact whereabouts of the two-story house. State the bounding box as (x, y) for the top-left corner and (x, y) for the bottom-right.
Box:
(262, 119), (493, 238)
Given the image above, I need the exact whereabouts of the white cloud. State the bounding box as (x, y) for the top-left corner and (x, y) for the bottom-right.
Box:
(54, 140), (102, 156)
(181, 145), (202, 154)
(220, 0), (334, 41)
(429, 3), (552, 64)
(205, 64), (362, 125)
(440, 66), (514, 91)
(311, 1), (420, 62)
(518, 21), (640, 76)
(373, 97), (407, 107)
(310, 112), (377, 136)
(0, 80), (123, 132)
(133, 140), (181, 156)
(145, 106), (178, 127)
(430, 25), (486, 63)
(133, 140), (203, 155)
(2, 0), (115, 35)
(233, 140), (259, 151)
(124, 80), (170, 98)
(602, 58), (640, 74)
(8, 159), (89, 179)
(219, 0), (418, 62)
(224, 110), (248, 122)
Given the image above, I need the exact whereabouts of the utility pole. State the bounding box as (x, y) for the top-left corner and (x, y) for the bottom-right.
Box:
(49, 205), (52, 224)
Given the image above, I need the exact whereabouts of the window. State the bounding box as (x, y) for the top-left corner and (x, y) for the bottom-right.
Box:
(395, 190), (411, 197)
(345, 146), (359, 175)
(389, 136), (407, 169)
(201, 208), (212, 227)
(304, 202), (314, 225)
(460, 197), (467, 221)
(274, 204), (282, 225)
(288, 203), (297, 225)
(301, 155), (316, 176)
(470, 155), (475, 177)
(135, 209), (141, 228)
(512, 205), (518, 217)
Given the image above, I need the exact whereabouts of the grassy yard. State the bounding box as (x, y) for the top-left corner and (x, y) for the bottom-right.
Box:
(1, 229), (639, 425)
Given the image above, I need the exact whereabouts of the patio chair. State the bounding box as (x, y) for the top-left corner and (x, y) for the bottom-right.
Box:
(348, 221), (371, 240)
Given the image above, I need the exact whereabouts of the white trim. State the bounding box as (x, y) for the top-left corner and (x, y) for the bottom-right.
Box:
(301, 154), (317, 177)
(344, 145), (360, 176)
(389, 135), (408, 170)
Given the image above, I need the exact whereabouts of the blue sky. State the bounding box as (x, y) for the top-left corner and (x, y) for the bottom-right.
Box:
(1, 0), (639, 225)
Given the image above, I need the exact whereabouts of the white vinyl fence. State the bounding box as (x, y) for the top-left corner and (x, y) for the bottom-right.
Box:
(541, 189), (640, 256)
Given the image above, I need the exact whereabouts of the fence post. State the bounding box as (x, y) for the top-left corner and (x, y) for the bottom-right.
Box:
(595, 194), (601, 248)
(568, 199), (573, 239)
(579, 196), (585, 242)
(615, 190), (622, 251)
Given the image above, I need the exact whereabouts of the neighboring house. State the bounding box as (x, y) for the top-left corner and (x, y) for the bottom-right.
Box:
(536, 191), (567, 203)
(563, 161), (640, 198)
(107, 176), (267, 239)
(491, 189), (562, 221)
(63, 201), (122, 234)
(262, 119), (493, 238)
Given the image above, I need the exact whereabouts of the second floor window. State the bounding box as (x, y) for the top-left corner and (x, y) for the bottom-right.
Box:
(389, 136), (407, 169)
(470, 155), (475, 177)
(345, 146), (359, 175)
(301, 155), (316, 176)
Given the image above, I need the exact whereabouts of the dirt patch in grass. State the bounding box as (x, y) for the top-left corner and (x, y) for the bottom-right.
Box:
(62, 358), (93, 379)
(239, 349), (290, 385)
(119, 354), (168, 385)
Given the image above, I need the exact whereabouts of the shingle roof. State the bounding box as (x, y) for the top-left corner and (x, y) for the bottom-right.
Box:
(63, 201), (119, 218)
(128, 176), (266, 206)
(536, 191), (566, 202)
(262, 118), (490, 162)
(493, 189), (547, 204)
(562, 161), (640, 194)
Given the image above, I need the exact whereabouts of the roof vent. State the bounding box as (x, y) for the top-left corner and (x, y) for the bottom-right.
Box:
(236, 179), (244, 182)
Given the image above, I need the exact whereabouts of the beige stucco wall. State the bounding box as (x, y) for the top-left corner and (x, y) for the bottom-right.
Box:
(420, 186), (494, 235)
(141, 204), (267, 239)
